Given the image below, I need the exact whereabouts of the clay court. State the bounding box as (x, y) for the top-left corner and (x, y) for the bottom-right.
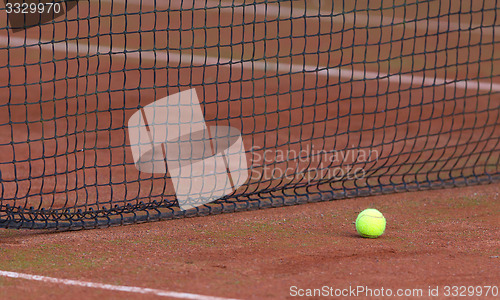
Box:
(0, 184), (498, 299)
(0, 0), (499, 298)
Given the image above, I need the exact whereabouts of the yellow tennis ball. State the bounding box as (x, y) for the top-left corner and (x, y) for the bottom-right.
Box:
(355, 208), (386, 238)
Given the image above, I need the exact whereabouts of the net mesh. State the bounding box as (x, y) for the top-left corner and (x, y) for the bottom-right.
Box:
(0, 0), (499, 229)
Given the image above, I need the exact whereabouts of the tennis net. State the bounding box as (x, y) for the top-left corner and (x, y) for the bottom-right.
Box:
(0, 0), (499, 229)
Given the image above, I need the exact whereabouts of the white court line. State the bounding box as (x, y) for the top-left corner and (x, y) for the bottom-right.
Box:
(0, 270), (239, 300)
(103, 0), (498, 38)
(2, 35), (499, 93)
(221, 0), (498, 37)
(215, 0), (497, 37)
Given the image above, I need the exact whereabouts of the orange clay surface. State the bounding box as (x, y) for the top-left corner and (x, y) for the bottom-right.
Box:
(0, 183), (498, 299)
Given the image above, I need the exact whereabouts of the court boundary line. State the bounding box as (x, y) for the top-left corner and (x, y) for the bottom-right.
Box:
(214, 0), (498, 37)
(2, 35), (499, 93)
(0, 270), (240, 300)
(99, 0), (498, 38)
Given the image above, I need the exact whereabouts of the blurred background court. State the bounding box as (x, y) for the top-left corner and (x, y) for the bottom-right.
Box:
(0, 0), (498, 225)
